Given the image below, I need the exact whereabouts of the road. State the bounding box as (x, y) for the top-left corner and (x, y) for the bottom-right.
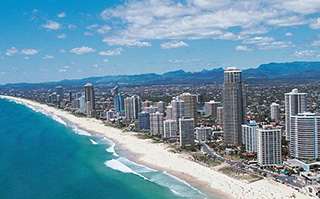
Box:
(201, 144), (303, 189)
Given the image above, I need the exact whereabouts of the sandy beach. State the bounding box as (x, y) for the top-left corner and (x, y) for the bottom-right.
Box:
(1, 95), (312, 199)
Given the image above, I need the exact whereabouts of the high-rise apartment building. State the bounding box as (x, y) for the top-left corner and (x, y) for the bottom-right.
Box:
(138, 112), (150, 131)
(171, 97), (185, 129)
(114, 94), (125, 113)
(195, 125), (213, 143)
(241, 121), (258, 153)
(84, 83), (95, 116)
(290, 112), (320, 159)
(257, 125), (282, 167)
(181, 93), (198, 126)
(150, 112), (164, 136)
(270, 102), (281, 121)
(157, 101), (166, 114)
(217, 107), (223, 125)
(285, 88), (307, 140)
(124, 96), (142, 121)
(163, 120), (178, 138)
(205, 100), (221, 119)
(179, 117), (195, 147)
(223, 67), (246, 146)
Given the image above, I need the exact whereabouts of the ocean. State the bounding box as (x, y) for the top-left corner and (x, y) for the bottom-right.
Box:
(0, 98), (217, 199)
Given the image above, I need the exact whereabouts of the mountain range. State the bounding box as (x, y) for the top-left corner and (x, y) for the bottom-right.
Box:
(3, 61), (320, 88)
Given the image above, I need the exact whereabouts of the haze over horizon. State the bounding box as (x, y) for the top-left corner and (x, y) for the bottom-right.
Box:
(1, 0), (320, 84)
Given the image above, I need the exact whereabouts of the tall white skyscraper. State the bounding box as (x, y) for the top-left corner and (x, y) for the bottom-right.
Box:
(270, 102), (281, 121)
(166, 105), (173, 120)
(84, 83), (95, 116)
(179, 117), (195, 147)
(156, 101), (166, 114)
(285, 88), (307, 140)
(290, 112), (320, 159)
(171, 97), (185, 128)
(124, 96), (142, 121)
(223, 67), (246, 146)
(241, 121), (258, 153)
(163, 120), (178, 138)
(257, 125), (282, 167)
(150, 112), (164, 136)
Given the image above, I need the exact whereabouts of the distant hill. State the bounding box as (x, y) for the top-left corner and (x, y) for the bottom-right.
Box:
(2, 61), (320, 88)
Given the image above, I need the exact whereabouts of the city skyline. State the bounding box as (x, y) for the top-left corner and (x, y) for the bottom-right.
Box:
(1, 0), (320, 84)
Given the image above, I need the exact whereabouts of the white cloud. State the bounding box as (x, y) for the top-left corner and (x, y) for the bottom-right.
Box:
(160, 41), (189, 49)
(293, 50), (316, 57)
(59, 69), (67, 72)
(21, 49), (38, 55)
(285, 32), (293, 36)
(103, 37), (151, 47)
(57, 12), (66, 18)
(169, 58), (199, 64)
(243, 36), (294, 50)
(103, 59), (109, 62)
(86, 24), (99, 30)
(64, 65), (70, 69)
(59, 49), (66, 54)
(84, 32), (94, 36)
(312, 39), (320, 46)
(96, 25), (111, 34)
(42, 20), (61, 30)
(309, 18), (320, 29)
(235, 45), (252, 52)
(99, 0), (320, 43)
(68, 24), (77, 29)
(24, 56), (29, 60)
(42, 55), (54, 59)
(99, 48), (123, 56)
(70, 46), (95, 55)
(57, 33), (66, 39)
(6, 47), (19, 56)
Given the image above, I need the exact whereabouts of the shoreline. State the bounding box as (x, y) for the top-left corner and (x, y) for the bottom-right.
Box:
(1, 95), (312, 199)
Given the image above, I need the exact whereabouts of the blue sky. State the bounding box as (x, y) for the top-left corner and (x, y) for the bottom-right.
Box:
(0, 0), (320, 84)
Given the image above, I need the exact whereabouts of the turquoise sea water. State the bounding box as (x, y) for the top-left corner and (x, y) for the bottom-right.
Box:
(0, 98), (217, 199)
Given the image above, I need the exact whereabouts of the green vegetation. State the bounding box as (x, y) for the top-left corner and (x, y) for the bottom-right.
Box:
(219, 166), (263, 183)
(192, 154), (221, 167)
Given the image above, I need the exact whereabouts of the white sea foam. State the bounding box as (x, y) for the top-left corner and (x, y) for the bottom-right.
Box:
(117, 157), (156, 173)
(104, 159), (148, 180)
(102, 137), (119, 157)
(90, 139), (98, 145)
(72, 125), (91, 136)
(7, 99), (67, 126)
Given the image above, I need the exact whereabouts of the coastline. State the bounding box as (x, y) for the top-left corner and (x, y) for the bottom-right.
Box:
(0, 95), (311, 199)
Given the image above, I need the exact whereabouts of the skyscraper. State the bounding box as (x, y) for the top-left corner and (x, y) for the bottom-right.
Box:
(157, 101), (166, 114)
(205, 100), (221, 119)
(114, 94), (125, 113)
(181, 93), (198, 126)
(290, 112), (320, 159)
(270, 102), (280, 121)
(138, 112), (150, 131)
(241, 121), (258, 153)
(150, 112), (164, 136)
(223, 67), (246, 146)
(56, 86), (64, 102)
(163, 120), (178, 138)
(171, 97), (185, 129)
(285, 88), (307, 140)
(257, 125), (282, 167)
(84, 83), (95, 116)
(216, 107), (223, 125)
(179, 117), (195, 147)
(124, 96), (142, 121)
